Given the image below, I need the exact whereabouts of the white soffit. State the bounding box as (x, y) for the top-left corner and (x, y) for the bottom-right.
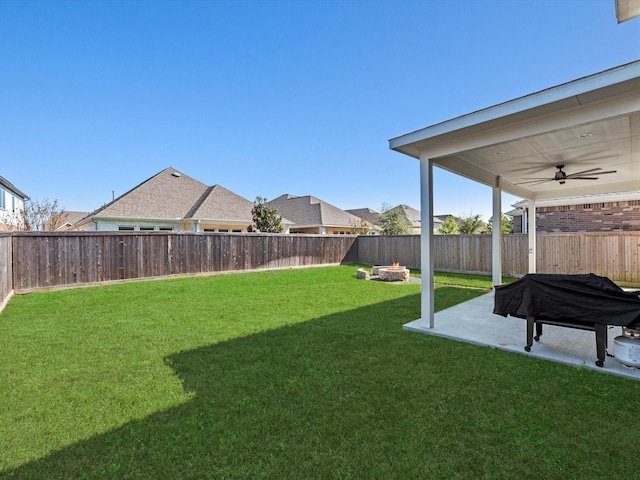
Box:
(389, 61), (640, 201)
(616, 0), (640, 23)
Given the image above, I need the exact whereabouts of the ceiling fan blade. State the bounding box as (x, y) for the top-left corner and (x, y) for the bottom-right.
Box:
(564, 167), (602, 177)
(515, 179), (553, 186)
(568, 177), (600, 180)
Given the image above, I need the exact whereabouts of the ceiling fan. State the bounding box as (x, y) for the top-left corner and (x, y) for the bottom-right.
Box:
(517, 164), (617, 186)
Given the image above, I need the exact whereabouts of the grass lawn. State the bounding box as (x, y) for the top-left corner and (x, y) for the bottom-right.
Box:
(1, 265), (639, 479)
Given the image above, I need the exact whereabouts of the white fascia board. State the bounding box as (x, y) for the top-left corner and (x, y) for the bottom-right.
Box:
(390, 61), (640, 158)
(512, 190), (640, 208)
(290, 224), (323, 229)
(93, 216), (184, 223)
(504, 209), (522, 216)
(195, 218), (251, 225)
(277, 218), (295, 225)
(299, 225), (357, 231)
(290, 223), (357, 228)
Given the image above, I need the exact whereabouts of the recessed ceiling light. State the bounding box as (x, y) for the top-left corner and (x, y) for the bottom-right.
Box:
(579, 133), (592, 138)
(495, 151), (505, 155)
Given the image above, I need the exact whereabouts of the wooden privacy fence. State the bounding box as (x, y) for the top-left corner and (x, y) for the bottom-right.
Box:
(5, 231), (640, 294)
(357, 235), (522, 274)
(11, 232), (358, 293)
(356, 235), (421, 269)
(0, 234), (12, 308)
(433, 234), (527, 275)
(356, 232), (640, 285)
(536, 233), (640, 285)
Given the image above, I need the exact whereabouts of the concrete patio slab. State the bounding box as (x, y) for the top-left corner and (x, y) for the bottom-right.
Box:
(403, 293), (640, 381)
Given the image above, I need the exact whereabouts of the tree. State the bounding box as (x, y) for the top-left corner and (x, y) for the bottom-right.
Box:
(350, 218), (372, 235)
(4, 198), (64, 231)
(456, 212), (485, 234)
(378, 204), (411, 235)
(251, 196), (283, 233)
(437, 216), (459, 234)
(486, 213), (514, 234)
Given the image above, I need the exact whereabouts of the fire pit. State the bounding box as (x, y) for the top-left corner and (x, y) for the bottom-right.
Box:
(377, 263), (410, 282)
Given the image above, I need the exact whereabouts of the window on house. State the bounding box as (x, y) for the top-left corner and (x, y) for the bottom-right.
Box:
(232, 229), (242, 233)
(203, 228), (215, 232)
(0, 189), (5, 210)
(139, 227), (155, 231)
(118, 226), (135, 231)
(219, 228), (229, 233)
(159, 227), (173, 231)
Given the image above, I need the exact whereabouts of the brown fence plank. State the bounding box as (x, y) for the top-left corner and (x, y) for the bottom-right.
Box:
(357, 233), (640, 285)
(8, 231), (640, 293)
(10, 232), (359, 292)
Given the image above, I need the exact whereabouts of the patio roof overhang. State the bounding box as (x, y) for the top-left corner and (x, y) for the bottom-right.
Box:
(389, 61), (640, 328)
(616, 0), (640, 23)
(390, 60), (640, 201)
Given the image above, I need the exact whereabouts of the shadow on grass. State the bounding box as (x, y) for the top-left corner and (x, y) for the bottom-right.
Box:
(3, 294), (427, 479)
(6, 287), (640, 479)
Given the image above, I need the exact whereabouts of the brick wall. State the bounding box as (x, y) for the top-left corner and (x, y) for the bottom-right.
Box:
(513, 216), (523, 233)
(516, 200), (640, 233)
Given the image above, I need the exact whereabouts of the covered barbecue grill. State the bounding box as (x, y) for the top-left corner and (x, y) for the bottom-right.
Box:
(494, 274), (640, 367)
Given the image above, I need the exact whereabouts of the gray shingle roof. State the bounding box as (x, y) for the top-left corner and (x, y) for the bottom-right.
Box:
(345, 208), (380, 225)
(88, 167), (256, 223)
(269, 194), (362, 227)
(389, 204), (421, 227)
(55, 211), (91, 230)
(188, 185), (253, 221)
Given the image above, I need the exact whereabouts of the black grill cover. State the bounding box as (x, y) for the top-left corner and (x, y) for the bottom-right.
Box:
(494, 273), (640, 327)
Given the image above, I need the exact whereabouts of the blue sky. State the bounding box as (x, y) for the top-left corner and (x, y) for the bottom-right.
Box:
(1, 0), (638, 220)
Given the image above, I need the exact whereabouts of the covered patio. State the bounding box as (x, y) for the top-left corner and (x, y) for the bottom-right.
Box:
(405, 294), (640, 381)
(390, 61), (640, 376)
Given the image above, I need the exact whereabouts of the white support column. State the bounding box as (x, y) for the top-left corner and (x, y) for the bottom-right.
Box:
(419, 155), (435, 328)
(491, 181), (502, 289)
(527, 200), (536, 273)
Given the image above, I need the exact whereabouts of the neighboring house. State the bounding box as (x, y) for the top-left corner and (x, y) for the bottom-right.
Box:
(347, 206), (449, 234)
(509, 191), (640, 233)
(344, 207), (381, 234)
(384, 204), (422, 234)
(433, 214), (453, 233)
(74, 167), (292, 233)
(346, 207), (380, 225)
(269, 194), (363, 234)
(50, 211), (90, 231)
(0, 176), (28, 231)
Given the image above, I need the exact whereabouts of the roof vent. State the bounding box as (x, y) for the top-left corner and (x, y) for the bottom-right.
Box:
(171, 171), (182, 178)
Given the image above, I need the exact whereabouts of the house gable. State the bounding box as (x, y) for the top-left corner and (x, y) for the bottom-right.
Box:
(270, 194), (362, 234)
(76, 167), (260, 232)
(92, 167), (208, 220)
(188, 185), (253, 222)
(346, 208), (380, 226)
